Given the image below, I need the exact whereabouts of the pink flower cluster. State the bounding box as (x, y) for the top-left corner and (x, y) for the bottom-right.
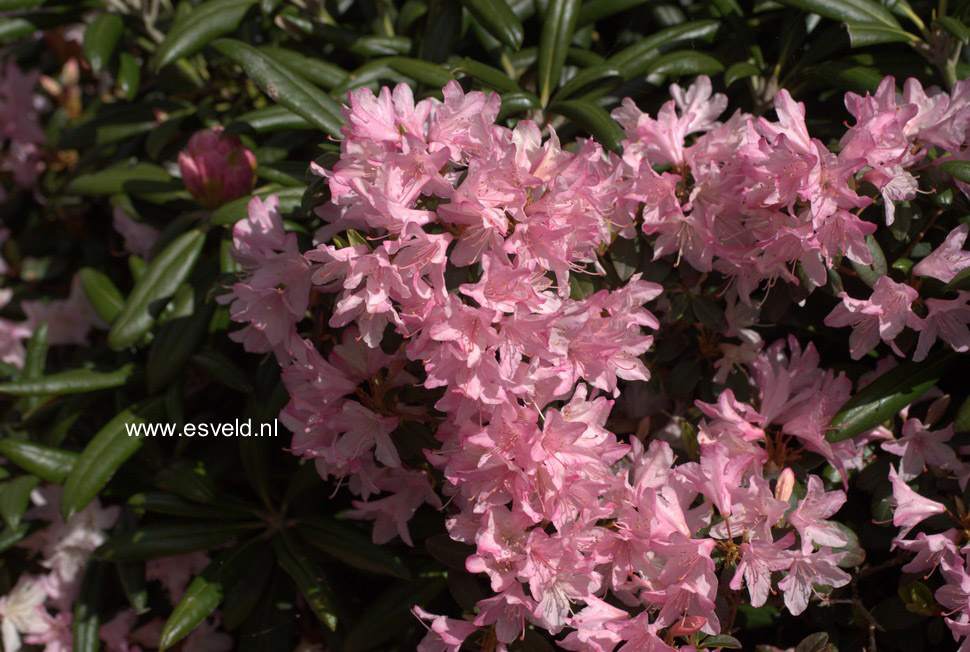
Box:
(0, 60), (46, 199)
(221, 77), (970, 649)
(0, 486), (230, 652)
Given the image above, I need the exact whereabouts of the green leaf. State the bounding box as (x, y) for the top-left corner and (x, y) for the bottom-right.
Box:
(129, 491), (259, 520)
(259, 46), (347, 89)
(955, 393), (970, 432)
(20, 322), (48, 412)
(937, 15), (970, 44)
(775, 0), (901, 28)
(844, 21), (919, 46)
(238, 571), (295, 652)
(0, 474), (40, 528)
(117, 52), (141, 101)
(576, 0), (649, 26)
(108, 228), (206, 350)
(941, 159), (970, 184)
(73, 561), (107, 652)
(212, 38), (344, 138)
(385, 56), (455, 87)
(550, 64), (622, 103)
(497, 91), (540, 121)
(211, 186), (304, 226)
(191, 350), (254, 394)
(235, 105), (312, 132)
(146, 300), (215, 394)
(418, 0), (461, 63)
(828, 351), (959, 442)
(222, 551), (274, 630)
(702, 634), (744, 649)
(537, 0), (581, 106)
(61, 397), (167, 520)
(725, 61), (761, 86)
(272, 530), (338, 630)
(117, 561), (149, 613)
(296, 517), (410, 580)
(649, 50), (725, 77)
(461, 0), (524, 49)
(97, 520), (257, 561)
(0, 363), (138, 396)
(0, 523), (29, 553)
(547, 100), (624, 153)
(79, 267), (125, 324)
(0, 9), (82, 43)
(83, 13), (123, 74)
(160, 539), (266, 650)
(453, 57), (521, 92)
(795, 632), (832, 652)
(67, 162), (179, 197)
(154, 0), (257, 70)
(0, 440), (77, 483)
(607, 19), (721, 79)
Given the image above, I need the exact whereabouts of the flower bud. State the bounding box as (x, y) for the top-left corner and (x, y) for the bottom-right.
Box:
(177, 127), (256, 209)
(775, 467), (795, 503)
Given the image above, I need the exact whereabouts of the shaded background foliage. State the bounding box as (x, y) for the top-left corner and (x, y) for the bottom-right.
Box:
(1, 0), (970, 650)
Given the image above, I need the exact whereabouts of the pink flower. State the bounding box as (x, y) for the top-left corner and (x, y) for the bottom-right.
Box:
(823, 276), (922, 359)
(913, 292), (970, 361)
(888, 465), (947, 541)
(730, 532), (796, 607)
(178, 127), (256, 209)
(145, 552), (210, 604)
(0, 289), (31, 367)
(882, 418), (961, 481)
(777, 548), (850, 615)
(21, 273), (104, 346)
(913, 224), (970, 283)
(111, 207), (159, 259)
(411, 606), (478, 652)
(786, 475), (847, 552)
(896, 530), (960, 574)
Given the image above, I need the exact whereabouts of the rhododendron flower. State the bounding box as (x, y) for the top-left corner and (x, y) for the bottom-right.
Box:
(111, 207), (159, 259)
(824, 276), (922, 359)
(777, 548), (850, 615)
(178, 127), (256, 209)
(21, 273), (103, 346)
(913, 224), (970, 282)
(882, 418), (962, 482)
(913, 292), (970, 361)
(412, 606), (478, 652)
(888, 465), (947, 541)
(786, 475), (847, 552)
(0, 575), (50, 652)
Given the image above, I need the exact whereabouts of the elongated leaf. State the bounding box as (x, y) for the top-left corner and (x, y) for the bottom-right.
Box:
(547, 100), (624, 153)
(0, 363), (138, 396)
(844, 21), (918, 46)
(79, 267), (125, 324)
(20, 322), (48, 412)
(61, 397), (167, 520)
(385, 56), (455, 87)
(83, 13), (123, 74)
(941, 159), (970, 184)
(147, 301), (215, 394)
(117, 561), (149, 613)
(461, 0), (524, 49)
(238, 571), (295, 652)
(607, 19), (721, 79)
(775, 0), (901, 28)
(577, 0), (649, 25)
(73, 561), (107, 652)
(537, 0), (581, 106)
(828, 352), (958, 442)
(129, 491), (260, 520)
(273, 530), (338, 630)
(67, 162), (178, 197)
(945, 266), (970, 292)
(0, 523), (29, 553)
(213, 38), (344, 138)
(235, 105), (312, 132)
(497, 91), (540, 121)
(117, 52), (140, 101)
(222, 552), (274, 630)
(108, 228), (206, 350)
(0, 9), (82, 43)
(259, 46), (347, 89)
(551, 64), (622, 103)
(418, 0), (461, 63)
(154, 0), (257, 70)
(649, 50), (725, 77)
(97, 520), (257, 561)
(0, 440), (77, 483)
(297, 517), (410, 580)
(453, 57), (520, 92)
(0, 474), (40, 528)
(725, 61), (761, 86)
(191, 350), (254, 394)
(160, 539), (265, 650)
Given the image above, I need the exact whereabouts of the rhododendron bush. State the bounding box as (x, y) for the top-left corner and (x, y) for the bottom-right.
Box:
(5, 1), (970, 651)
